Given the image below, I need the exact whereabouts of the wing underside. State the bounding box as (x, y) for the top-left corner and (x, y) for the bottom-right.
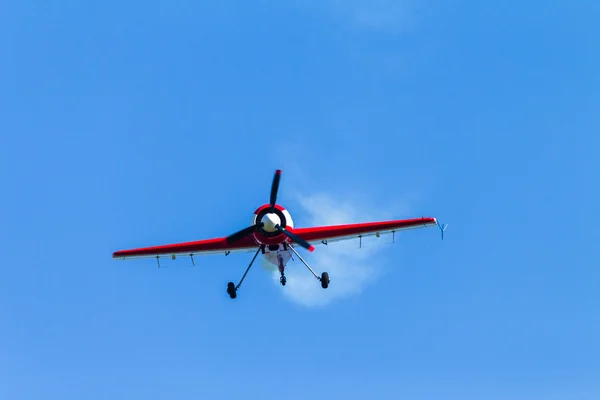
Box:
(289, 217), (439, 245)
(112, 217), (440, 261)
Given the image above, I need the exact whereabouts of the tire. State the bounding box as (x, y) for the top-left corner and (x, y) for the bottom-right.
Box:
(227, 282), (237, 299)
(321, 272), (329, 289)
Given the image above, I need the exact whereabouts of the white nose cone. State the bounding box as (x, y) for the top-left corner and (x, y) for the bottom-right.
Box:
(261, 213), (281, 232)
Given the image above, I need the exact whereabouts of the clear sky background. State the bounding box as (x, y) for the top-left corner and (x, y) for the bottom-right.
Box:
(1, 1), (599, 399)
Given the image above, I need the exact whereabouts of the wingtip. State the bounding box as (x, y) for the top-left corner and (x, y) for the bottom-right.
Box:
(308, 245), (315, 252)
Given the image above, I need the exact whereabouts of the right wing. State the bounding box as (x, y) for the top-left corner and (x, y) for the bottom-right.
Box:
(289, 217), (439, 245)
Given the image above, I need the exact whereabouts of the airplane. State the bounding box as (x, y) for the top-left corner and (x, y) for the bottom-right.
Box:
(112, 169), (447, 299)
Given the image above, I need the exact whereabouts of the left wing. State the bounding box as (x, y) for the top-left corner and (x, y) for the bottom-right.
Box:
(112, 234), (257, 260)
(289, 217), (440, 245)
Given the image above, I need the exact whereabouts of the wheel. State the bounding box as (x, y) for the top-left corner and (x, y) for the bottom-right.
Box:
(227, 282), (237, 298)
(227, 281), (237, 299)
(320, 272), (330, 289)
(280, 276), (287, 286)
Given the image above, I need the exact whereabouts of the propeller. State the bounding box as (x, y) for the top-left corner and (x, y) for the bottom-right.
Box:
(224, 169), (315, 252)
(269, 169), (281, 212)
(275, 225), (315, 252)
(225, 222), (263, 243)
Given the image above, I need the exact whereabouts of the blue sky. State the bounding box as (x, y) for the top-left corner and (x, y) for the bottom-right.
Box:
(1, 1), (599, 399)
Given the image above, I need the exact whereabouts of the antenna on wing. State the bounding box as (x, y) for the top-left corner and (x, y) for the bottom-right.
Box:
(437, 221), (448, 240)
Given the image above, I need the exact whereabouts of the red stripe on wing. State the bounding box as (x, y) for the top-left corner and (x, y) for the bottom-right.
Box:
(112, 235), (257, 258)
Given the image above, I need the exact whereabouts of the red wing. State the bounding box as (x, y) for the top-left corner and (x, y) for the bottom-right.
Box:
(289, 217), (438, 245)
(112, 235), (257, 260)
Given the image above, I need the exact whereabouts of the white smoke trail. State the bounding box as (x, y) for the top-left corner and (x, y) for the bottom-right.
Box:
(271, 192), (409, 307)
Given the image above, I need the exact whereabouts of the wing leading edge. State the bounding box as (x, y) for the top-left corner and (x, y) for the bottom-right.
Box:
(288, 217), (439, 245)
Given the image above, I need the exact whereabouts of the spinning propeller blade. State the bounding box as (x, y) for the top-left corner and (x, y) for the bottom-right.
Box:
(276, 225), (315, 252)
(226, 223), (262, 243)
(270, 169), (281, 212)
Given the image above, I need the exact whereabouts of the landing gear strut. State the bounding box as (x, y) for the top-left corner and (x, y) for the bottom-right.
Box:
(288, 244), (330, 289)
(227, 245), (263, 299)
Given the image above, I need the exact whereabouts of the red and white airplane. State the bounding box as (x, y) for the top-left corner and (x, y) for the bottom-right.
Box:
(113, 169), (447, 299)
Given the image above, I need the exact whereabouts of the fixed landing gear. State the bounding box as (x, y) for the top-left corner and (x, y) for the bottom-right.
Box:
(227, 244), (330, 299)
(288, 244), (330, 290)
(227, 245), (262, 299)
